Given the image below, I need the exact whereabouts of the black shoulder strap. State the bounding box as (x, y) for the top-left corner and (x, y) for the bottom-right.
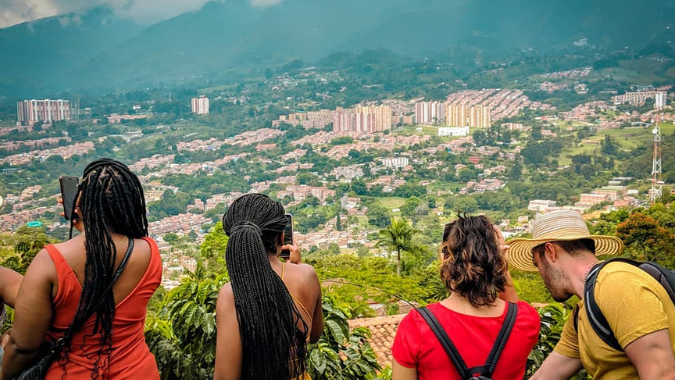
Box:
(583, 258), (638, 352)
(481, 302), (518, 375)
(418, 303), (518, 380)
(65, 238), (135, 338)
(417, 306), (471, 379)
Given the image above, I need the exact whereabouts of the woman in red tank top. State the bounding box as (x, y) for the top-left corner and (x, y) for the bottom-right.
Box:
(1, 159), (162, 379)
(392, 215), (540, 380)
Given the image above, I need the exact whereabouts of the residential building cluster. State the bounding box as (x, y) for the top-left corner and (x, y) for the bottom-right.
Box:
(562, 101), (612, 121)
(249, 176), (296, 193)
(139, 153), (249, 180)
(276, 185), (336, 203)
(331, 165), (364, 181)
(273, 110), (335, 129)
(0, 137), (70, 151)
(380, 157), (410, 169)
(539, 82), (569, 93)
(324, 135), (431, 160)
(275, 162), (314, 173)
(460, 178), (505, 194)
(106, 114), (148, 124)
(333, 105), (393, 133)
(148, 213), (210, 236)
(0, 142), (95, 166)
(225, 129), (285, 147)
(367, 176), (407, 193)
(280, 149), (308, 161)
(177, 129), (285, 152)
(129, 154), (175, 172)
(295, 215), (369, 249)
(612, 91), (668, 110)
(292, 131), (364, 147)
(445, 89), (554, 121)
(540, 67), (592, 79)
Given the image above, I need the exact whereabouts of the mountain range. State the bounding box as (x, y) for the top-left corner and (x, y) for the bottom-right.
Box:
(1, 0), (674, 95)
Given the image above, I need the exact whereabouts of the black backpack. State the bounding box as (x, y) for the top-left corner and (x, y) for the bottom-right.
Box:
(575, 257), (675, 351)
(417, 302), (518, 380)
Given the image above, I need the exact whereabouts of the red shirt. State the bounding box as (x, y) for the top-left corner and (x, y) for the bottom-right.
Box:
(43, 237), (162, 379)
(392, 301), (540, 380)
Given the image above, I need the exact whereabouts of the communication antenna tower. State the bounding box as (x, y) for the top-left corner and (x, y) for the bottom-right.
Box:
(651, 115), (663, 204)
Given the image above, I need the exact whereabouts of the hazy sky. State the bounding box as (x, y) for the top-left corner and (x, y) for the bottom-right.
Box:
(0, 0), (285, 28)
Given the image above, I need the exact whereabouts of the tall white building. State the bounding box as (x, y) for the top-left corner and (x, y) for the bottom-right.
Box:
(656, 92), (668, 110)
(333, 105), (392, 133)
(17, 99), (74, 126)
(446, 105), (491, 128)
(415, 101), (446, 124)
(191, 96), (210, 115)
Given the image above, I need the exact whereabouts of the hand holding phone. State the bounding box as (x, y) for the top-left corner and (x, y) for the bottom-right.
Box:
(280, 213), (293, 259)
(59, 176), (80, 222)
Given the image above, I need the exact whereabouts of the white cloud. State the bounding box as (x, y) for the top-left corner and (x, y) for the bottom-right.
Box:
(0, 0), (287, 29)
(250, 0), (285, 6)
(0, 0), (60, 28)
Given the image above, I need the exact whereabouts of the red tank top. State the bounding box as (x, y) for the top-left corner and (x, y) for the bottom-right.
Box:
(43, 237), (162, 379)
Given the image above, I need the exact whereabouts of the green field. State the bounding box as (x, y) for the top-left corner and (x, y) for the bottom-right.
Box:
(556, 123), (675, 165)
(376, 197), (408, 211)
(599, 59), (675, 84)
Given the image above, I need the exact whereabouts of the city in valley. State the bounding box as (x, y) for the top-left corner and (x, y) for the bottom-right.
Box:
(2, 68), (673, 289)
(1, 1), (675, 376)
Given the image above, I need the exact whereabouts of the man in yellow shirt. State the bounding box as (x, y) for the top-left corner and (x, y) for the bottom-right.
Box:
(508, 210), (675, 380)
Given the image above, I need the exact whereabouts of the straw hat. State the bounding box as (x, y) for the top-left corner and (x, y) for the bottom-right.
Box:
(507, 210), (624, 272)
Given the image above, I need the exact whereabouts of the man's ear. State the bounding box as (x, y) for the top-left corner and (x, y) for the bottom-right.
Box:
(545, 242), (559, 263)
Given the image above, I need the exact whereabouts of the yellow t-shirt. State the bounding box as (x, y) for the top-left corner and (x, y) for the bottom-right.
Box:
(554, 262), (675, 379)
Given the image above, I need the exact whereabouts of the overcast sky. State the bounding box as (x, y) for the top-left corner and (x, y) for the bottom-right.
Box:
(0, 0), (285, 28)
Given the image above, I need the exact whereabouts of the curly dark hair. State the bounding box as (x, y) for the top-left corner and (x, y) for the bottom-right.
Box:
(440, 214), (508, 308)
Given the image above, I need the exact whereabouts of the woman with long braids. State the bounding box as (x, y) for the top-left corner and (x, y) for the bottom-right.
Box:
(1, 158), (162, 379)
(214, 194), (324, 380)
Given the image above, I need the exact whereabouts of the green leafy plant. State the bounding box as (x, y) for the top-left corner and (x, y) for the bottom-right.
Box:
(308, 294), (381, 380)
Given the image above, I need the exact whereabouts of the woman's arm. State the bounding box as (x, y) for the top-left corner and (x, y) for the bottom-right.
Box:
(309, 270), (324, 344)
(1, 250), (55, 379)
(393, 360), (418, 380)
(498, 269), (519, 303)
(214, 285), (242, 380)
(0, 267), (23, 309)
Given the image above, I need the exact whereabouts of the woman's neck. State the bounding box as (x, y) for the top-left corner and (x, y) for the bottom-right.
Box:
(440, 292), (505, 317)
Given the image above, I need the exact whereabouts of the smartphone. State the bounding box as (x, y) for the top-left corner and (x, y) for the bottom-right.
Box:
(280, 213), (293, 259)
(59, 176), (80, 221)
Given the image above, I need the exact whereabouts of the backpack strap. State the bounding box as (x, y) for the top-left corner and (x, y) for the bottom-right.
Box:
(481, 302), (518, 375)
(418, 303), (518, 380)
(417, 307), (471, 379)
(583, 258), (640, 352)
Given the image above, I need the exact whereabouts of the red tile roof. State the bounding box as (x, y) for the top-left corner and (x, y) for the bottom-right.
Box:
(349, 314), (407, 368)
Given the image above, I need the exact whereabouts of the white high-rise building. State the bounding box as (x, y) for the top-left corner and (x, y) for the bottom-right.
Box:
(191, 96), (210, 115)
(446, 105), (491, 128)
(415, 101), (446, 124)
(655, 92), (668, 111)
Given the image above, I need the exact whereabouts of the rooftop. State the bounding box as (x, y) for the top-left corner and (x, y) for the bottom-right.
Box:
(349, 313), (407, 368)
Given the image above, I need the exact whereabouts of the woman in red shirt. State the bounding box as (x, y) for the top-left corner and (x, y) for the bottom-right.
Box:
(392, 215), (540, 380)
(1, 159), (161, 379)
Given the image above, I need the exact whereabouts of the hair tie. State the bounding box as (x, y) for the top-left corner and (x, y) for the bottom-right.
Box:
(230, 221), (262, 237)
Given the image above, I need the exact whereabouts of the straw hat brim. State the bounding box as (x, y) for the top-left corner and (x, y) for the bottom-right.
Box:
(507, 235), (625, 272)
